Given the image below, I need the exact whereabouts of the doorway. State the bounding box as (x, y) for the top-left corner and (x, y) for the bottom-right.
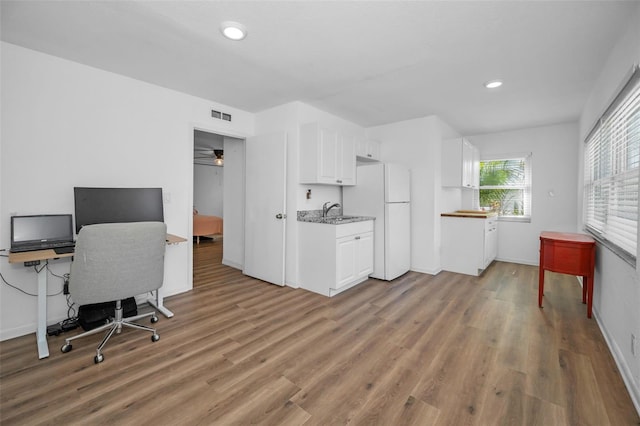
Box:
(192, 128), (245, 286)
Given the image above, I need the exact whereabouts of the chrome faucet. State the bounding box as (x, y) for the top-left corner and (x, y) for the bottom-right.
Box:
(323, 201), (341, 217)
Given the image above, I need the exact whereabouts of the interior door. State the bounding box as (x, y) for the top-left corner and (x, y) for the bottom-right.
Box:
(243, 131), (287, 285)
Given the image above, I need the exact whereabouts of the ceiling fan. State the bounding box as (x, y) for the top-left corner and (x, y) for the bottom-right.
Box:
(194, 148), (224, 166)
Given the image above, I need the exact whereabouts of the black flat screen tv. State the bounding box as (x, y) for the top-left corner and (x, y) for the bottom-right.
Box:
(74, 187), (164, 233)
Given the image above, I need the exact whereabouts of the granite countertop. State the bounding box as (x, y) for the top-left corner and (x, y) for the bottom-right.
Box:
(441, 210), (498, 219)
(297, 209), (375, 225)
(298, 215), (375, 225)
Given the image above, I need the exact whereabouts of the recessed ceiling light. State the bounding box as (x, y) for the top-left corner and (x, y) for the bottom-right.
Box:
(221, 21), (247, 41)
(485, 80), (503, 89)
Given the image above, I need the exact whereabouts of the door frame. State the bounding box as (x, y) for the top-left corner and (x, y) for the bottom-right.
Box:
(188, 123), (249, 291)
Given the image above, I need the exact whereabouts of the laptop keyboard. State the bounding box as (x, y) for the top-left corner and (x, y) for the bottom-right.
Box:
(53, 246), (75, 255)
(10, 242), (75, 253)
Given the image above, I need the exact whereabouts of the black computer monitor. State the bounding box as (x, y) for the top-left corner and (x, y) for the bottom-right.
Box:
(11, 214), (74, 251)
(73, 187), (164, 233)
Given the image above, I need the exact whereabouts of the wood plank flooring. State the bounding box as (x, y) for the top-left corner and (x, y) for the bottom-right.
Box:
(1, 238), (638, 425)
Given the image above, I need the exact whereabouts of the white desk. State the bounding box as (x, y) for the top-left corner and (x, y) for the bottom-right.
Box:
(8, 249), (74, 359)
(146, 233), (187, 318)
(8, 233), (186, 359)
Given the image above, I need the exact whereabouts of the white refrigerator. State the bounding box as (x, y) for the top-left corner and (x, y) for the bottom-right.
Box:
(343, 163), (410, 280)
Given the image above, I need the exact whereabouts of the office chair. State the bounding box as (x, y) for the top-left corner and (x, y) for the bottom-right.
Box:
(61, 221), (167, 363)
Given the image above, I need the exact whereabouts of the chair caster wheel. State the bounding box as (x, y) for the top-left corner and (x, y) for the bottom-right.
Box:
(94, 354), (104, 364)
(151, 334), (160, 342)
(150, 316), (158, 324)
(61, 344), (72, 353)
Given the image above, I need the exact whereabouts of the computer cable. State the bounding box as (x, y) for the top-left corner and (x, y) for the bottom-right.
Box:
(0, 263), (65, 297)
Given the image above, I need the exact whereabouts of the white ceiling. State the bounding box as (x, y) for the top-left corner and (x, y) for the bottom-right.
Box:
(1, 1), (635, 135)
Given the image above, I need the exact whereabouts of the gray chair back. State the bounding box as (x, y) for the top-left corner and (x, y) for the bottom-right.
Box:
(69, 222), (167, 306)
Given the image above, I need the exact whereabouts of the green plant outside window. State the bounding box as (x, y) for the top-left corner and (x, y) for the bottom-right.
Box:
(479, 157), (531, 219)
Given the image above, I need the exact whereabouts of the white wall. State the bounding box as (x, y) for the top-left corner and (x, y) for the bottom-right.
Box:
(367, 115), (460, 274)
(577, 2), (640, 412)
(0, 42), (254, 340)
(193, 164), (224, 217)
(468, 122), (580, 265)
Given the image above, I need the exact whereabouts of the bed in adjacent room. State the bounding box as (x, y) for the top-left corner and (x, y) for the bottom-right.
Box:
(193, 209), (223, 243)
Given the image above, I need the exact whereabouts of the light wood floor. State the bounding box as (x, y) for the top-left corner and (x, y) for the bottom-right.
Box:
(1, 239), (638, 425)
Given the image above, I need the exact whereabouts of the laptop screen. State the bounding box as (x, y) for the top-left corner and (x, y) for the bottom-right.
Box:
(11, 214), (74, 250)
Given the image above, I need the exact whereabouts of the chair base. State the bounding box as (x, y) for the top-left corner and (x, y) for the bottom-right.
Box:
(61, 300), (159, 363)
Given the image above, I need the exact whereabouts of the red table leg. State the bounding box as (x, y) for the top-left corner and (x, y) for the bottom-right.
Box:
(538, 232), (595, 319)
(586, 274), (594, 319)
(538, 245), (545, 308)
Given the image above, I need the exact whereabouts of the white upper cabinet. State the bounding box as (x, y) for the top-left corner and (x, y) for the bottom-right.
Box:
(472, 143), (480, 189)
(442, 138), (479, 189)
(300, 122), (356, 186)
(339, 133), (356, 185)
(355, 139), (381, 162)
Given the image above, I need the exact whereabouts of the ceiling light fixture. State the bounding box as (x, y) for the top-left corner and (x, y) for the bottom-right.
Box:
(485, 80), (503, 89)
(220, 21), (247, 41)
(213, 150), (224, 166)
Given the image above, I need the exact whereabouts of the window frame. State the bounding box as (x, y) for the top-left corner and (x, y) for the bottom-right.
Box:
(583, 65), (640, 266)
(478, 154), (532, 223)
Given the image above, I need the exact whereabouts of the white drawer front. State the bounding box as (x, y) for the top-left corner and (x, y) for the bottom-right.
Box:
(335, 220), (374, 238)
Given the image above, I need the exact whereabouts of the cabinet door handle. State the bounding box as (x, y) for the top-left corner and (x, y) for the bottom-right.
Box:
(367, 154), (372, 157)
(355, 236), (361, 240)
(336, 179), (343, 184)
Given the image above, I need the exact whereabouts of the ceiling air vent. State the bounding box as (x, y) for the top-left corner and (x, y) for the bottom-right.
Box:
(211, 109), (232, 122)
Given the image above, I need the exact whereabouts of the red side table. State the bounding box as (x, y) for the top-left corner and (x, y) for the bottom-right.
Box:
(539, 231), (596, 318)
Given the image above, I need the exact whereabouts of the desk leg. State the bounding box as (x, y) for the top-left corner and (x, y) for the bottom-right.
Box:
(36, 266), (49, 359)
(582, 276), (587, 304)
(147, 288), (174, 318)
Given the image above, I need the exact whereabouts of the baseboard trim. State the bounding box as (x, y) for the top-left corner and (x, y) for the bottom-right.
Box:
(593, 306), (640, 416)
(573, 276), (640, 416)
(410, 267), (440, 276)
(0, 313), (68, 342)
(222, 258), (243, 270)
(495, 256), (538, 266)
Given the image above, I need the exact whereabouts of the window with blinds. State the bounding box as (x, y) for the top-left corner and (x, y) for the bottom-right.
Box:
(584, 65), (640, 263)
(479, 154), (532, 221)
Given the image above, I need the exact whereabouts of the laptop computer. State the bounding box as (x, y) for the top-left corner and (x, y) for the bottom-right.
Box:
(10, 214), (75, 253)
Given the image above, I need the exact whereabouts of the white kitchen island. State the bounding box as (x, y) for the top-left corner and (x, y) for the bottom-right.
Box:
(441, 211), (498, 276)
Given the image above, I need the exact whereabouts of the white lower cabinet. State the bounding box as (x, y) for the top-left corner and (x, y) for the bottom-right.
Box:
(441, 215), (498, 276)
(483, 218), (498, 269)
(299, 220), (374, 296)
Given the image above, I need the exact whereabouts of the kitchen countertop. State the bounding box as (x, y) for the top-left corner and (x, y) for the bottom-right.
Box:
(441, 210), (498, 219)
(298, 215), (375, 225)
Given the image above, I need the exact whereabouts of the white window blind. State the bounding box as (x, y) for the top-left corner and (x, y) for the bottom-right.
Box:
(479, 154), (532, 221)
(584, 65), (640, 261)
